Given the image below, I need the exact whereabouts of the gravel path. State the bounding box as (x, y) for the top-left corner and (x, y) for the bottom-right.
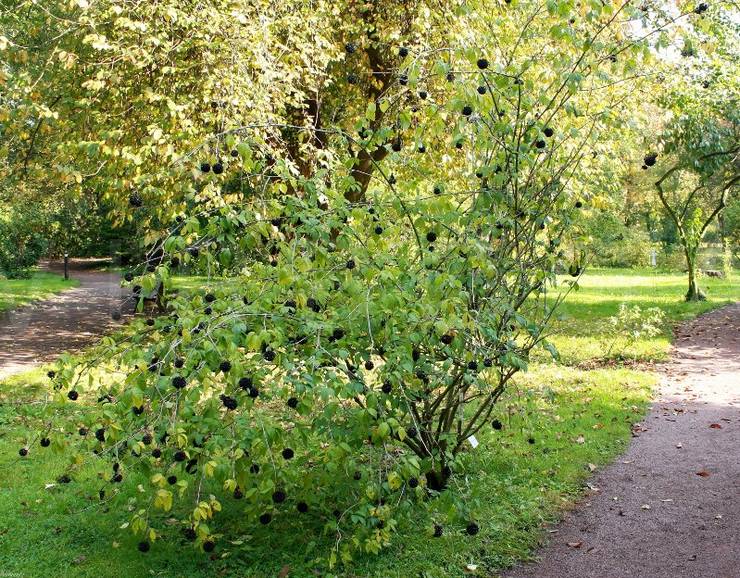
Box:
(503, 303), (740, 578)
(0, 260), (134, 380)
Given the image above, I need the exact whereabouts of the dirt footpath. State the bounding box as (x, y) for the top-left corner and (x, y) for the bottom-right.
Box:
(503, 303), (740, 578)
(0, 260), (134, 380)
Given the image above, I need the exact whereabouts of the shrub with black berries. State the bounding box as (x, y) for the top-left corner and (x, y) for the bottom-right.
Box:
(35, 8), (642, 567)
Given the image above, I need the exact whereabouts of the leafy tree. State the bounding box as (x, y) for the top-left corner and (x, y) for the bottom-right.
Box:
(647, 1), (739, 299)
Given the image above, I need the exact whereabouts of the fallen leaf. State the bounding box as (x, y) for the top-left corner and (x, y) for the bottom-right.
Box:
(567, 541), (583, 549)
(587, 463), (597, 472)
(575, 435), (585, 444)
(464, 564), (478, 573)
(696, 470), (711, 478)
(641, 504), (651, 510)
(709, 423), (722, 429)
(278, 565), (291, 578)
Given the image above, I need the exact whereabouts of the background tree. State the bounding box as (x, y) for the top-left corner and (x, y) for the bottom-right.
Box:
(646, 1), (739, 299)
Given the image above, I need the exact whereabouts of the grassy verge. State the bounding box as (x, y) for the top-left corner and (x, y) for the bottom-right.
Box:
(0, 271), (80, 312)
(0, 268), (736, 577)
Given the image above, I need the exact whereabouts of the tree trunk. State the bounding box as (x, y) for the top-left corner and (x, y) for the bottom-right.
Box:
(684, 248), (705, 302)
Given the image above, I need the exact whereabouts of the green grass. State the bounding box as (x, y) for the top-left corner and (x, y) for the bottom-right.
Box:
(0, 271), (80, 312)
(0, 268), (736, 577)
(547, 268), (740, 365)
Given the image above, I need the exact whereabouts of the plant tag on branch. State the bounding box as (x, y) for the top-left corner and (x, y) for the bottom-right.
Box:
(467, 436), (479, 449)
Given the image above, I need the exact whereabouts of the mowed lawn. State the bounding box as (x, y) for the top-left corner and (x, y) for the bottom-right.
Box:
(0, 269), (736, 578)
(0, 271), (79, 312)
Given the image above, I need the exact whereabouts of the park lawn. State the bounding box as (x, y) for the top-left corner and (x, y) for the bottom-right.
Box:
(545, 268), (740, 365)
(0, 268), (735, 577)
(0, 271), (80, 312)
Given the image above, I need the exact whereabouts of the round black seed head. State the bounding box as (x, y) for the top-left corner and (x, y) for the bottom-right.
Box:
(466, 522), (479, 536)
(172, 376), (186, 389)
(272, 490), (286, 503)
(183, 527), (197, 541)
(174, 450), (187, 462)
(220, 394), (238, 410)
(419, 90), (428, 99)
(287, 397), (299, 409)
(406, 427), (417, 438)
(477, 85), (487, 94)
(468, 360), (478, 371)
(433, 524), (444, 537)
(492, 419), (503, 430)
(212, 162), (224, 175)
(19, 447), (28, 457)
(167, 475), (177, 485)
(462, 105), (473, 116)
(138, 541), (150, 553)
(40, 437), (51, 447)
(477, 58), (489, 69)
(282, 448), (294, 460)
(248, 386), (260, 399)
(219, 360), (231, 373)
(528, 436), (536, 444)
(297, 501), (309, 513)
(441, 334), (453, 345)
(381, 381), (393, 394)
(398, 46), (409, 57)
(129, 192), (143, 208)
(364, 360), (374, 370)
(233, 487), (243, 499)
(263, 349), (276, 362)
(68, 390), (79, 401)
(426, 231), (437, 243)
(95, 428), (105, 442)
(203, 540), (215, 552)
(259, 513), (272, 525)
(200, 162), (211, 173)
(151, 448), (162, 458)
(345, 42), (357, 54)
(408, 477), (419, 488)
(544, 127), (554, 137)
